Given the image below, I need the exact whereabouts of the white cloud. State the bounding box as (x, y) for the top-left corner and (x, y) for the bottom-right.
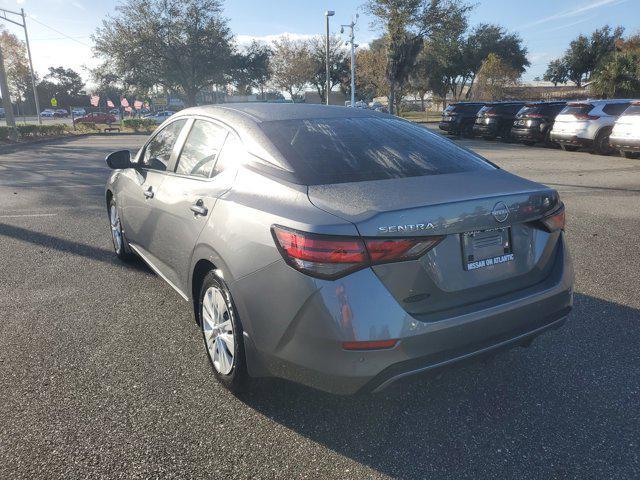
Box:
(519, 0), (629, 29)
(537, 14), (600, 34)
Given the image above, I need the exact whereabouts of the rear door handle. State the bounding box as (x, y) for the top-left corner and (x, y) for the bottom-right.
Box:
(190, 199), (208, 216)
(144, 187), (154, 199)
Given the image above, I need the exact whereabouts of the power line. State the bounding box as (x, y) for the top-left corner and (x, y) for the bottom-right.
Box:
(27, 16), (91, 48)
(31, 35), (91, 42)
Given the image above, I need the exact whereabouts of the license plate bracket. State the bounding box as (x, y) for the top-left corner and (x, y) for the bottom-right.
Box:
(461, 227), (514, 271)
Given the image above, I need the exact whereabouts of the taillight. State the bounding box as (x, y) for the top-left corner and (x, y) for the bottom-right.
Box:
(574, 113), (600, 120)
(272, 225), (444, 279)
(342, 339), (399, 351)
(541, 203), (565, 232)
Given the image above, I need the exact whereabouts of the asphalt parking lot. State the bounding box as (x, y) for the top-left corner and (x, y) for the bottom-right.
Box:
(1, 133), (639, 479)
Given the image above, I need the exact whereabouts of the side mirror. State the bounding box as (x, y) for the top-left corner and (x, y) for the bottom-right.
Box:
(105, 150), (133, 169)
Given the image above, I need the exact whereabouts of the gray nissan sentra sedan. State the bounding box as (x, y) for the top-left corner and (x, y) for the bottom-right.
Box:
(105, 103), (573, 395)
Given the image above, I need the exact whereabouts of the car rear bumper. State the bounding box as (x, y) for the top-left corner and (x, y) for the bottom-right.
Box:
(473, 124), (498, 137)
(234, 236), (574, 395)
(511, 128), (545, 142)
(438, 122), (460, 134)
(550, 132), (593, 147)
(609, 136), (640, 151)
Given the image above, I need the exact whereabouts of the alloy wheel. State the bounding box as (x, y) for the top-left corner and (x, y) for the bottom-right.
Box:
(202, 286), (235, 375)
(110, 204), (123, 253)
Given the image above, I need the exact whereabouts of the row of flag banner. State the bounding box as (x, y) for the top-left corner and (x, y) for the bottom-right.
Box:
(90, 94), (149, 112)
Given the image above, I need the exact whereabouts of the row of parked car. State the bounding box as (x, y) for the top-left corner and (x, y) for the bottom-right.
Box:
(439, 99), (640, 158)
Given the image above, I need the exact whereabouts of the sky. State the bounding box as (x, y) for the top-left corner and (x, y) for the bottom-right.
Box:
(0, 0), (638, 89)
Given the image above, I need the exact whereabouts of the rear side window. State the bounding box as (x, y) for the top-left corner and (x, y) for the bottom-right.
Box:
(259, 117), (495, 185)
(142, 119), (187, 171)
(561, 104), (594, 116)
(622, 104), (640, 116)
(603, 103), (631, 116)
(212, 133), (245, 176)
(176, 120), (228, 178)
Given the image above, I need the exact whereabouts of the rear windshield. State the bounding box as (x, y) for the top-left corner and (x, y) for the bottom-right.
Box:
(495, 104), (525, 115)
(623, 104), (640, 116)
(560, 104), (593, 115)
(518, 104), (565, 116)
(260, 117), (495, 185)
(445, 103), (483, 114)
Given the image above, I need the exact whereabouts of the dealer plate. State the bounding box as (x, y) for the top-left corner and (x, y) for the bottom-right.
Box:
(461, 227), (513, 271)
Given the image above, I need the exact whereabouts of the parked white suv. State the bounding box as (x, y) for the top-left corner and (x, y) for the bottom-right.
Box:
(550, 99), (634, 154)
(610, 102), (640, 159)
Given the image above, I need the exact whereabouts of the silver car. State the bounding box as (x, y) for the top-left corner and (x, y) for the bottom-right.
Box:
(105, 104), (573, 395)
(610, 101), (640, 158)
(550, 99), (633, 154)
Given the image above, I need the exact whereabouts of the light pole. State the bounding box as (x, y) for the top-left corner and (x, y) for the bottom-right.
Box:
(0, 7), (42, 124)
(324, 10), (334, 106)
(341, 14), (359, 107)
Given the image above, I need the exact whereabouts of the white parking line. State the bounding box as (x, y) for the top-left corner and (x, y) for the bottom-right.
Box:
(0, 213), (59, 218)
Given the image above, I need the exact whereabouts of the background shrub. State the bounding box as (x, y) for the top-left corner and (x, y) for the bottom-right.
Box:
(0, 126), (18, 141)
(123, 118), (156, 132)
(16, 124), (69, 139)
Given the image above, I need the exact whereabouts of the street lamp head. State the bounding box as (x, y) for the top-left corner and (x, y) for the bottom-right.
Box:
(340, 26), (344, 34)
(325, 10), (335, 16)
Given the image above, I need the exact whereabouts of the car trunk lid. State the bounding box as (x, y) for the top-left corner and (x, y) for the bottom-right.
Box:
(308, 170), (562, 318)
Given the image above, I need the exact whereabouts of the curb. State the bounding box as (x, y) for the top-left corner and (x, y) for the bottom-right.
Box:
(0, 131), (149, 154)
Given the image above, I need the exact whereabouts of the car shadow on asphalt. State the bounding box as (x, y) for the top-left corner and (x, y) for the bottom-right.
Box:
(0, 222), (152, 274)
(237, 293), (639, 478)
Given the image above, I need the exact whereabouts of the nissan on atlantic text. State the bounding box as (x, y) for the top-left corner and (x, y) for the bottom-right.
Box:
(105, 103), (574, 395)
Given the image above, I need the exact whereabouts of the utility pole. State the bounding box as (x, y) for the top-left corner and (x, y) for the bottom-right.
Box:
(341, 14), (359, 107)
(0, 7), (42, 124)
(0, 43), (17, 139)
(324, 10), (335, 106)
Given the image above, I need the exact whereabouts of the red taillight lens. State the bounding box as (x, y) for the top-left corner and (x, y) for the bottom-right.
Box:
(364, 237), (443, 263)
(272, 225), (443, 279)
(574, 113), (600, 120)
(541, 203), (565, 232)
(342, 339), (399, 350)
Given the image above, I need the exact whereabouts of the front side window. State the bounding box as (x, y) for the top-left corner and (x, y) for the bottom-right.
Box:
(142, 119), (187, 171)
(260, 117), (495, 185)
(175, 120), (228, 178)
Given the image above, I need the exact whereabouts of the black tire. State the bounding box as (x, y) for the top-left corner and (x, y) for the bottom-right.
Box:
(620, 150), (640, 159)
(498, 126), (511, 142)
(198, 270), (251, 393)
(561, 144), (579, 152)
(593, 129), (614, 155)
(108, 198), (134, 261)
(522, 140), (536, 146)
(462, 124), (475, 138)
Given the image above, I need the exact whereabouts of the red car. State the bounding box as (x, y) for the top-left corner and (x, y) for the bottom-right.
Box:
(74, 112), (117, 125)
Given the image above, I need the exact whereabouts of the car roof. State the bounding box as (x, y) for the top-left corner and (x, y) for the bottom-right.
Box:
(524, 101), (566, 105)
(570, 99), (637, 105)
(175, 103), (385, 123)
